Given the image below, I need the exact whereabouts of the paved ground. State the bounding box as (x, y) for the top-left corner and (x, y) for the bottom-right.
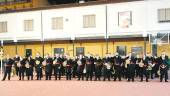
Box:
(0, 76), (170, 96)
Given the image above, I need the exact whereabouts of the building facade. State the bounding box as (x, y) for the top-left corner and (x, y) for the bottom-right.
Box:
(0, 0), (170, 58)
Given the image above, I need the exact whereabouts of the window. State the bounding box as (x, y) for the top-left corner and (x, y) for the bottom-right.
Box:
(52, 17), (63, 30)
(131, 47), (143, 57)
(158, 8), (170, 22)
(54, 48), (64, 55)
(116, 46), (126, 56)
(24, 19), (34, 31)
(0, 21), (7, 33)
(76, 47), (84, 56)
(83, 14), (96, 28)
(25, 49), (32, 57)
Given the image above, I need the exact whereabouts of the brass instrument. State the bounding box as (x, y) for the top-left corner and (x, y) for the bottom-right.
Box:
(11, 65), (16, 77)
(63, 60), (67, 67)
(25, 61), (30, 68)
(139, 62), (144, 67)
(147, 63), (155, 70)
(157, 64), (167, 76)
(77, 60), (82, 66)
(105, 62), (111, 70)
(53, 59), (58, 65)
(125, 59), (130, 68)
(17, 62), (21, 67)
(36, 60), (40, 65)
(160, 64), (167, 69)
(83, 65), (86, 74)
(111, 66), (115, 75)
(157, 70), (160, 76)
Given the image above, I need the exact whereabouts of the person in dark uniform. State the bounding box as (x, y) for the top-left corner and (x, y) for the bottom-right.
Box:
(59, 54), (65, 76)
(44, 54), (53, 80)
(13, 54), (21, 76)
(153, 56), (161, 77)
(65, 56), (72, 80)
(142, 52), (154, 82)
(72, 57), (78, 78)
(103, 55), (111, 81)
(18, 57), (26, 80)
(150, 56), (157, 79)
(126, 52), (136, 82)
(104, 64), (111, 81)
(121, 55), (127, 79)
(25, 56), (35, 80)
(113, 52), (122, 81)
(85, 54), (94, 81)
(2, 55), (14, 81)
(94, 55), (102, 81)
(135, 55), (142, 77)
(76, 54), (85, 81)
(159, 51), (169, 82)
(53, 54), (63, 80)
(35, 52), (44, 80)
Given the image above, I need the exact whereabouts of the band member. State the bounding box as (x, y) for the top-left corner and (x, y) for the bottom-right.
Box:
(103, 57), (111, 81)
(135, 55), (142, 77)
(60, 54), (65, 76)
(159, 51), (169, 82)
(153, 56), (161, 77)
(44, 54), (53, 80)
(113, 52), (122, 81)
(142, 52), (154, 82)
(18, 57), (26, 80)
(25, 56), (35, 80)
(121, 55), (127, 78)
(72, 57), (78, 78)
(13, 54), (21, 76)
(35, 52), (44, 80)
(94, 55), (102, 81)
(76, 54), (85, 80)
(126, 52), (136, 82)
(53, 54), (63, 80)
(2, 55), (14, 81)
(65, 56), (72, 80)
(85, 54), (94, 81)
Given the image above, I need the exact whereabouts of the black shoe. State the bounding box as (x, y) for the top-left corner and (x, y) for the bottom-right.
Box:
(165, 81), (168, 82)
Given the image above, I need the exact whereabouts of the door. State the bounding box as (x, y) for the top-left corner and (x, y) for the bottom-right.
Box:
(54, 48), (64, 55)
(76, 47), (84, 56)
(25, 49), (32, 57)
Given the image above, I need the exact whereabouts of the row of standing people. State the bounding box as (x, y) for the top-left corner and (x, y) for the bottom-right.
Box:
(1, 51), (169, 82)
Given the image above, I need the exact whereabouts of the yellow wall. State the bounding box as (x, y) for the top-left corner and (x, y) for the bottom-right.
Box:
(0, 0), (49, 11)
(2, 41), (154, 58)
(3, 45), (16, 58)
(157, 44), (170, 57)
